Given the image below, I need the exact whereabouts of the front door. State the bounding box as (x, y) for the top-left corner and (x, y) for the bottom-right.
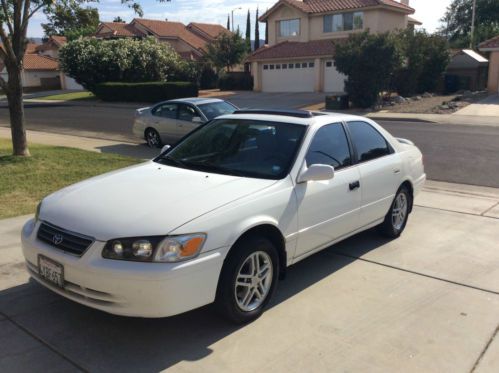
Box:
(151, 103), (178, 141)
(176, 104), (203, 138)
(294, 122), (361, 260)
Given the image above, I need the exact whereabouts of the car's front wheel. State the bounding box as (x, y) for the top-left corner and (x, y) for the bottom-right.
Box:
(145, 128), (162, 148)
(378, 185), (411, 238)
(216, 236), (279, 324)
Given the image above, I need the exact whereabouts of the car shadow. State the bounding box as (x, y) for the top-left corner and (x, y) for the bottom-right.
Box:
(0, 228), (390, 372)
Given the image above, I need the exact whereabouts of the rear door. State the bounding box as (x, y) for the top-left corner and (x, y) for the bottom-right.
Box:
(294, 122), (361, 259)
(150, 103), (178, 140)
(346, 121), (403, 227)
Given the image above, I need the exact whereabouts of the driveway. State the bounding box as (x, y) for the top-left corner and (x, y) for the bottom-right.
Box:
(454, 94), (499, 117)
(1, 181), (498, 372)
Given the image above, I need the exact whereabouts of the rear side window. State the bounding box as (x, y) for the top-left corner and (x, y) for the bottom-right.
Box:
(347, 121), (391, 162)
(305, 123), (351, 170)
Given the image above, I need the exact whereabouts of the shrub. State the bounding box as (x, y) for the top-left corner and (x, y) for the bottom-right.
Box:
(93, 82), (198, 102)
(59, 37), (185, 91)
(218, 72), (253, 91)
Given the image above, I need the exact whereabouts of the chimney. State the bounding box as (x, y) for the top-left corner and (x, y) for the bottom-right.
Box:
(400, 0), (409, 5)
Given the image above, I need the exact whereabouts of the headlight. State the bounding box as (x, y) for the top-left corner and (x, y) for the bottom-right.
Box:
(35, 201), (42, 221)
(102, 234), (206, 263)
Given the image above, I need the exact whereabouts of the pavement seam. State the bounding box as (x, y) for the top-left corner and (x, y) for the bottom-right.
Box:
(481, 201), (499, 217)
(470, 323), (499, 373)
(332, 252), (499, 296)
(414, 204), (499, 220)
(0, 310), (87, 372)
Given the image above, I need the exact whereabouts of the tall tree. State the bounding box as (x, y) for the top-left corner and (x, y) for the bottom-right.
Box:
(0, 0), (169, 157)
(245, 9), (251, 52)
(254, 8), (260, 50)
(113, 16), (125, 23)
(205, 32), (247, 73)
(439, 0), (499, 47)
(42, 3), (100, 40)
(264, 21), (268, 44)
(227, 14), (230, 30)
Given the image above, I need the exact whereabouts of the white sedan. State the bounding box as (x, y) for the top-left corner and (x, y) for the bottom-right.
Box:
(132, 97), (238, 147)
(22, 110), (425, 323)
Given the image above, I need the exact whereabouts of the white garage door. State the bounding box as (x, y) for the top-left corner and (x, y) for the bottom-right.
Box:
(262, 61), (315, 92)
(324, 60), (346, 93)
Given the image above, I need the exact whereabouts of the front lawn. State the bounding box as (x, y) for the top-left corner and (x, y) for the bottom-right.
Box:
(0, 139), (140, 219)
(36, 91), (96, 101)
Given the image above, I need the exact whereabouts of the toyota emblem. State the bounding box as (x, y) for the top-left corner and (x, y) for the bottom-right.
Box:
(53, 234), (63, 245)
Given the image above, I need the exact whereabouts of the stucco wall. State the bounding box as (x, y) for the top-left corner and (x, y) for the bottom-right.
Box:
(266, 5), (409, 44)
(487, 51), (499, 93)
(22, 70), (60, 88)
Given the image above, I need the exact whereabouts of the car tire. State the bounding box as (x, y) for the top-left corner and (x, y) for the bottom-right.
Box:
(378, 185), (412, 238)
(216, 236), (279, 324)
(145, 128), (162, 148)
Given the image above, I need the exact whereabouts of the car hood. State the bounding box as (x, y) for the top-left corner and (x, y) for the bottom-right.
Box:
(40, 162), (276, 241)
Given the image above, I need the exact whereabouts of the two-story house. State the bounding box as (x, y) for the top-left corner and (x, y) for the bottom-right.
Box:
(248, 0), (418, 92)
(95, 19), (228, 61)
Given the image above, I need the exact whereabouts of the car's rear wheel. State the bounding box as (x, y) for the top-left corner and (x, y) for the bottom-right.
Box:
(145, 128), (162, 148)
(216, 236), (279, 324)
(378, 185), (411, 238)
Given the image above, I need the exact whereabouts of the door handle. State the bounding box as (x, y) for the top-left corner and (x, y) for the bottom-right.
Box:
(349, 181), (360, 191)
(393, 169), (401, 174)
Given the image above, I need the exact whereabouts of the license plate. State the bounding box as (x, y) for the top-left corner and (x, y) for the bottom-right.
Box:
(38, 255), (64, 288)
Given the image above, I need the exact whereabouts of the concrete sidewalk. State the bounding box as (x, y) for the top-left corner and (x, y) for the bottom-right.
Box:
(0, 181), (498, 372)
(454, 94), (499, 117)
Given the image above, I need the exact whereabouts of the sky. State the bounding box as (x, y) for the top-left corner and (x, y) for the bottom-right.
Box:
(27, 0), (453, 38)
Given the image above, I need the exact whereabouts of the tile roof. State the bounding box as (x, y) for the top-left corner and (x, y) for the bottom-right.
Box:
(187, 22), (228, 40)
(97, 22), (144, 37)
(248, 40), (337, 60)
(132, 18), (208, 50)
(23, 54), (59, 71)
(50, 35), (67, 47)
(260, 0), (414, 21)
(479, 35), (499, 50)
(26, 43), (38, 54)
(35, 35), (68, 52)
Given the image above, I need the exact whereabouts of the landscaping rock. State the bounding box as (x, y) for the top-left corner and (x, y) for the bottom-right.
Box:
(393, 96), (406, 104)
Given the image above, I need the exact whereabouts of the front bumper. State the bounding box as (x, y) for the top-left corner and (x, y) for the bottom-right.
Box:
(21, 219), (227, 318)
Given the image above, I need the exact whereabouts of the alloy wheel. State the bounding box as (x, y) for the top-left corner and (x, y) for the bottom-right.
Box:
(391, 193), (408, 231)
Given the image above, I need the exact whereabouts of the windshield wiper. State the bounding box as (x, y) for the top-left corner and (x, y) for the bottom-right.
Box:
(185, 161), (245, 177)
(157, 155), (189, 168)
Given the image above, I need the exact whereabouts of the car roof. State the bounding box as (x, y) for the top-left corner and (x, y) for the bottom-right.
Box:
(167, 97), (225, 105)
(218, 110), (369, 126)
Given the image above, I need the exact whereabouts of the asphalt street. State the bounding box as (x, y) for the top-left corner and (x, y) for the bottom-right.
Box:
(1, 102), (499, 188)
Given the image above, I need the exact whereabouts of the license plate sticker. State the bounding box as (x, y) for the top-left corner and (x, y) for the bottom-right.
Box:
(38, 255), (64, 288)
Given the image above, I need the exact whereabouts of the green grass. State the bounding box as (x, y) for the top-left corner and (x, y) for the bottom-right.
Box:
(0, 139), (140, 219)
(36, 91), (96, 101)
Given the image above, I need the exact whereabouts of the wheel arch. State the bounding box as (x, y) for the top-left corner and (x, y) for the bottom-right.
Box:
(400, 179), (414, 213)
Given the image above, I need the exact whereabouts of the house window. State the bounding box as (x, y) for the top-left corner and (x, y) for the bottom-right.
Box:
(282, 64), (288, 69)
(276, 64), (281, 69)
(309, 62), (315, 68)
(288, 63), (294, 69)
(279, 19), (300, 37)
(324, 12), (363, 33)
(263, 65), (269, 70)
(295, 63), (301, 68)
(270, 64), (275, 70)
(301, 62), (307, 68)
(326, 61), (333, 67)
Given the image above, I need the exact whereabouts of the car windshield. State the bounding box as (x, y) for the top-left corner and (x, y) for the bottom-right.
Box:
(155, 118), (307, 179)
(197, 101), (237, 120)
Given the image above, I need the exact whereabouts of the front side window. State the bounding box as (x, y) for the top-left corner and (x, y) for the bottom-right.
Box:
(279, 18), (300, 37)
(306, 123), (351, 170)
(324, 12), (363, 33)
(152, 103), (177, 119)
(156, 119), (306, 179)
(348, 121), (391, 162)
(178, 104), (198, 122)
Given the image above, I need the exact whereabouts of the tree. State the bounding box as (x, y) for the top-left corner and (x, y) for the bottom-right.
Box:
(113, 16), (125, 23)
(0, 0), (169, 157)
(439, 0), (499, 47)
(205, 32), (246, 73)
(394, 30), (450, 96)
(245, 9), (251, 52)
(264, 21), (268, 44)
(254, 8), (260, 50)
(227, 13), (230, 30)
(59, 37), (184, 91)
(42, 2), (99, 40)
(334, 32), (402, 108)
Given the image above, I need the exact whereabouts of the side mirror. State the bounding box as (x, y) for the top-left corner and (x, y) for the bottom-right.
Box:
(297, 164), (335, 183)
(192, 116), (203, 124)
(160, 144), (171, 154)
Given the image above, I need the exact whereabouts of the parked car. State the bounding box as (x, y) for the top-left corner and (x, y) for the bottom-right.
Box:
(22, 109), (425, 323)
(133, 97), (238, 147)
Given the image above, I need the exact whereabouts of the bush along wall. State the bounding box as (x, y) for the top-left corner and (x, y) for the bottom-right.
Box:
(93, 82), (198, 102)
(218, 72), (253, 91)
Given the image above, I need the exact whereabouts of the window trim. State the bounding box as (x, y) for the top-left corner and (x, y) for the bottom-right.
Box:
(344, 120), (395, 165)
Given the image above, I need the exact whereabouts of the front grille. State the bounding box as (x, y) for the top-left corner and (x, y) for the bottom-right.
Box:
(37, 222), (94, 256)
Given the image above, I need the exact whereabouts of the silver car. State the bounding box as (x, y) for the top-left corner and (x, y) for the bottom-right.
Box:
(133, 98), (238, 147)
